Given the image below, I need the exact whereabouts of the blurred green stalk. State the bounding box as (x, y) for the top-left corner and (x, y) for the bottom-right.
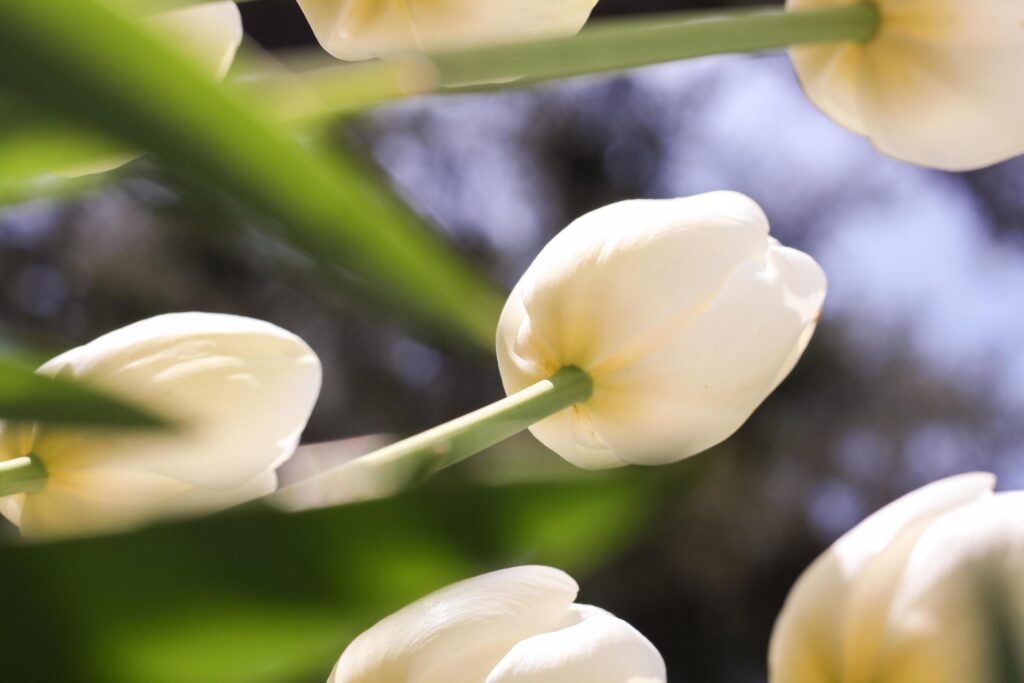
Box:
(433, 4), (879, 87)
(0, 456), (46, 497)
(276, 367), (592, 505)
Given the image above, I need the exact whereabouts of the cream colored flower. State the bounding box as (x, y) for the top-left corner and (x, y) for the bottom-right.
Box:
(770, 473), (1024, 683)
(0, 313), (321, 539)
(296, 0), (598, 61)
(787, 0), (1024, 170)
(330, 565), (666, 683)
(62, 1), (242, 177)
(496, 191), (826, 469)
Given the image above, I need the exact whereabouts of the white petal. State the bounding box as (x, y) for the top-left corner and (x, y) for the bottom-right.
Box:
(584, 241), (825, 465)
(331, 566), (579, 683)
(486, 604), (666, 683)
(298, 0), (598, 61)
(873, 492), (1024, 683)
(514, 193), (770, 373)
(768, 473), (996, 683)
(788, 0), (1024, 170)
(32, 312), (321, 489)
(150, 1), (243, 80)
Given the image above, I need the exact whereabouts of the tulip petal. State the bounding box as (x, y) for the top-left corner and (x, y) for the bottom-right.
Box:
(768, 473), (996, 683)
(32, 312), (321, 490)
(788, 0), (1024, 170)
(515, 193), (770, 374)
(867, 491), (1024, 683)
(150, 1), (243, 80)
(298, 0), (598, 61)
(331, 566), (579, 683)
(486, 604), (667, 683)
(856, 37), (1024, 171)
(583, 241), (825, 465)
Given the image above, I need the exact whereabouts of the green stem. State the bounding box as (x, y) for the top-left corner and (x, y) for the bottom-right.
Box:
(432, 4), (879, 88)
(274, 367), (592, 508)
(0, 455), (47, 497)
(370, 365), (591, 476)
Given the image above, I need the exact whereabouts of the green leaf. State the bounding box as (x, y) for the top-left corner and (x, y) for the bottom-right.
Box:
(0, 356), (169, 428)
(0, 0), (503, 348)
(0, 465), (697, 683)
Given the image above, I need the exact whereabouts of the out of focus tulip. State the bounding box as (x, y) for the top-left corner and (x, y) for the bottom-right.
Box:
(295, 0), (598, 61)
(150, 1), (243, 79)
(787, 0), (1024, 170)
(62, 1), (242, 177)
(0, 312), (321, 538)
(496, 191), (826, 469)
(330, 565), (666, 683)
(770, 472), (1024, 683)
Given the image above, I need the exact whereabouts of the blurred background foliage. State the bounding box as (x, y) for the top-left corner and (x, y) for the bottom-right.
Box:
(2, 0), (1024, 682)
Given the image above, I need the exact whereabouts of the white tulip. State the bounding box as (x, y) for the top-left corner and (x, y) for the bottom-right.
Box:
(62, 1), (242, 177)
(770, 472), (1024, 683)
(496, 191), (826, 469)
(295, 0), (598, 61)
(0, 313), (321, 539)
(787, 0), (1024, 170)
(330, 565), (666, 683)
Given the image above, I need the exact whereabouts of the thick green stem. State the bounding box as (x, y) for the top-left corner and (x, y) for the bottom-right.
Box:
(432, 4), (879, 88)
(273, 367), (593, 509)
(368, 365), (591, 477)
(0, 455), (47, 497)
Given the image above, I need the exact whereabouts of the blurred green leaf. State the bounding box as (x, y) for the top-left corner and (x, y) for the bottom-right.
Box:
(0, 466), (697, 683)
(0, 0), (502, 348)
(0, 356), (169, 428)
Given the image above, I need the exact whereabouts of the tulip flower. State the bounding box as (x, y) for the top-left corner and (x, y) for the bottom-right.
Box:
(61, 1), (242, 177)
(0, 312), (321, 539)
(770, 472), (1024, 683)
(295, 0), (598, 61)
(330, 565), (666, 683)
(787, 0), (1024, 170)
(496, 191), (826, 469)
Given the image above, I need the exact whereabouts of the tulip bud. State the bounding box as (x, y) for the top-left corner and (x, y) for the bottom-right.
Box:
(496, 191), (826, 469)
(770, 473), (1024, 683)
(0, 313), (321, 539)
(295, 0), (598, 61)
(330, 565), (666, 683)
(787, 0), (1024, 170)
